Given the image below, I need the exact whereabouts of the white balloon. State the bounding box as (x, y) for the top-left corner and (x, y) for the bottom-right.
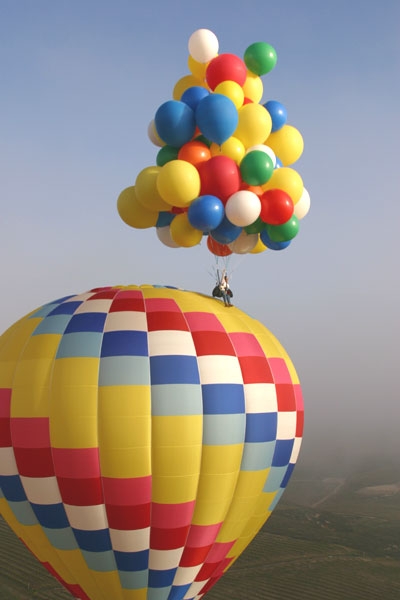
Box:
(294, 187), (311, 219)
(225, 190), (261, 227)
(156, 226), (180, 248)
(246, 144), (276, 167)
(188, 29), (219, 63)
(147, 120), (164, 147)
(229, 231), (258, 254)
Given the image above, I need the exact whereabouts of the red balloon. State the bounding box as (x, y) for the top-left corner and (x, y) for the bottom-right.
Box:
(198, 155), (241, 202)
(207, 235), (233, 256)
(206, 53), (247, 90)
(260, 189), (294, 225)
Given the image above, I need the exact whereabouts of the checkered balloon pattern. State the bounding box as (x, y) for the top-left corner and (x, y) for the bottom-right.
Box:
(0, 285), (303, 600)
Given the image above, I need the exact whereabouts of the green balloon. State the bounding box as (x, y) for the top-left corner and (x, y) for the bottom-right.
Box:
(194, 134), (212, 147)
(156, 145), (179, 166)
(240, 150), (274, 186)
(244, 216), (266, 234)
(266, 216), (299, 242)
(244, 42), (277, 76)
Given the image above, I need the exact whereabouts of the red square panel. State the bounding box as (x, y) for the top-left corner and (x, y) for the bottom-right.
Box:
(0, 388), (11, 416)
(110, 298), (145, 312)
(0, 418), (11, 447)
(52, 448), (100, 479)
(11, 417), (50, 448)
(195, 560), (221, 581)
(238, 356), (273, 383)
(102, 476), (151, 506)
(150, 525), (190, 550)
(179, 544), (212, 567)
(88, 290), (119, 300)
(106, 502), (151, 530)
(147, 312), (189, 332)
(57, 476), (103, 506)
(191, 331), (235, 356)
(296, 410), (304, 437)
(14, 447), (54, 477)
(276, 384), (297, 412)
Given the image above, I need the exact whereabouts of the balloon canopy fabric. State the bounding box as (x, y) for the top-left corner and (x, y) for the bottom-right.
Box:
(0, 285), (303, 600)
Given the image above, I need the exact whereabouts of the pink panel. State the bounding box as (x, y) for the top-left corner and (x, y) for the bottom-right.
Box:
(151, 501), (196, 528)
(184, 312), (225, 332)
(145, 298), (181, 312)
(228, 332), (265, 357)
(294, 384), (304, 410)
(185, 523), (222, 547)
(268, 357), (292, 383)
(202, 540), (235, 562)
(52, 447), (101, 478)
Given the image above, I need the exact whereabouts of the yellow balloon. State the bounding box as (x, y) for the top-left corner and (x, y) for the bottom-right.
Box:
(173, 74), (206, 100)
(210, 136), (245, 164)
(235, 103), (272, 149)
(135, 166), (171, 212)
(261, 167), (304, 204)
(187, 55), (208, 81)
(214, 80), (244, 109)
(157, 160), (201, 207)
(117, 186), (159, 229)
(266, 124), (304, 166)
(242, 71), (263, 103)
(170, 212), (203, 247)
(250, 236), (268, 254)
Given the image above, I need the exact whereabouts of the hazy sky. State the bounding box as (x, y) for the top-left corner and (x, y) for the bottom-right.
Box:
(1, 0), (399, 466)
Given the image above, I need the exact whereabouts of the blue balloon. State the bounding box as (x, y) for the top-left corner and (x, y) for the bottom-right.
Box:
(181, 86), (210, 111)
(264, 100), (288, 132)
(275, 156), (283, 169)
(156, 211), (175, 227)
(260, 229), (291, 250)
(210, 215), (242, 244)
(187, 195), (225, 232)
(155, 100), (196, 147)
(196, 94), (238, 145)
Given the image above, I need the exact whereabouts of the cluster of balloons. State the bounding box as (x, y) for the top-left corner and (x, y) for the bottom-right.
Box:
(117, 29), (311, 257)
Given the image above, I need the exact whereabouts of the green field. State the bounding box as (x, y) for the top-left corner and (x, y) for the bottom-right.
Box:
(1, 461), (399, 599)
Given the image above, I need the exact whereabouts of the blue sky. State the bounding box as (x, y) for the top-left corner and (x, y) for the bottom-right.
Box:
(1, 0), (399, 465)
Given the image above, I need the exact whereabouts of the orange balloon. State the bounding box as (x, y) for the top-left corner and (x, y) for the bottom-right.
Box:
(207, 236), (233, 256)
(178, 141), (211, 167)
(240, 182), (264, 196)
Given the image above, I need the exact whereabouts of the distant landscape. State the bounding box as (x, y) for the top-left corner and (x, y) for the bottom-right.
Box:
(1, 457), (399, 600)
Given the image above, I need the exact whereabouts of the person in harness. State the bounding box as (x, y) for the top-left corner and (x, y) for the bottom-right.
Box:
(213, 272), (233, 307)
(219, 274), (233, 307)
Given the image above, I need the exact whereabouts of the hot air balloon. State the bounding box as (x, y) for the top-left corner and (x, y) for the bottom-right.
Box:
(0, 284), (303, 599)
